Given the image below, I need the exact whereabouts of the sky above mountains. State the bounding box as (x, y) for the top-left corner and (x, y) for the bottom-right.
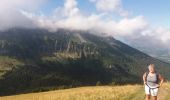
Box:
(0, 0), (170, 51)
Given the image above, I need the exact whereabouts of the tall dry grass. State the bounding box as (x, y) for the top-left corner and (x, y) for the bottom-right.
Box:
(1, 82), (170, 100)
(0, 85), (143, 100)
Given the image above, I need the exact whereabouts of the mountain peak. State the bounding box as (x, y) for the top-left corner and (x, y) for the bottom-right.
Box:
(0, 28), (170, 96)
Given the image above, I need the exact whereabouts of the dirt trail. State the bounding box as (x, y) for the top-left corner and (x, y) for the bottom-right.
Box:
(158, 88), (167, 100)
(131, 86), (170, 100)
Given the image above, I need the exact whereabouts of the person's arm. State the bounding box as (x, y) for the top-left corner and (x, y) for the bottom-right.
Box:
(159, 74), (164, 87)
(143, 72), (147, 84)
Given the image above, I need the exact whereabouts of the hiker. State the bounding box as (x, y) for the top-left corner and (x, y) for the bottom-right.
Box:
(143, 64), (164, 100)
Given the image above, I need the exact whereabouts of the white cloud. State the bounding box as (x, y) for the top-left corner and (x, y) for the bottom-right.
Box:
(63, 0), (80, 17)
(1, 0), (170, 51)
(22, 0), (147, 37)
(90, 0), (129, 17)
(114, 16), (148, 36)
(122, 26), (170, 52)
(154, 27), (170, 43)
(0, 0), (47, 30)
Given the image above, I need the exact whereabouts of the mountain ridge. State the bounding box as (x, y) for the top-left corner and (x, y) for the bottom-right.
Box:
(0, 28), (170, 96)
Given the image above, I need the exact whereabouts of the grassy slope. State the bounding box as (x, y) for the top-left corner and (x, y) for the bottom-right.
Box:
(1, 83), (170, 100)
(0, 56), (24, 78)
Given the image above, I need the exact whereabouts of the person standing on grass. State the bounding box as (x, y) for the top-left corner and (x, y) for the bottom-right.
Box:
(143, 64), (164, 100)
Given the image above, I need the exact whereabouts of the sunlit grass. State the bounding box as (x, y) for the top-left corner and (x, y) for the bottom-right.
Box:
(0, 85), (143, 100)
(0, 82), (170, 100)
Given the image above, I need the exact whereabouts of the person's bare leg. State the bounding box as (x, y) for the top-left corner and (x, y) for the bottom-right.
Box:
(146, 94), (150, 100)
(152, 96), (157, 100)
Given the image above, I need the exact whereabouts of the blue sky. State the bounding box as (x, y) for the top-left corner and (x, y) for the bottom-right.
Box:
(0, 0), (170, 50)
(123, 0), (170, 28)
(41, 0), (170, 28)
(41, 0), (96, 15)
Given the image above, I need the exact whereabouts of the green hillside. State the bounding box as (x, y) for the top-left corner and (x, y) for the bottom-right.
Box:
(0, 28), (170, 96)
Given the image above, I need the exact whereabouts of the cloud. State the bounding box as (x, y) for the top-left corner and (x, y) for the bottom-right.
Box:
(63, 0), (80, 17)
(0, 0), (145, 37)
(122, 26), (170, 53)
(22, 0), (147, 38)
(1, 0), (170, 52)
(0, 0), (47, 30)
(90, 0), (129, 17)
(114, 16), (148, 36)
